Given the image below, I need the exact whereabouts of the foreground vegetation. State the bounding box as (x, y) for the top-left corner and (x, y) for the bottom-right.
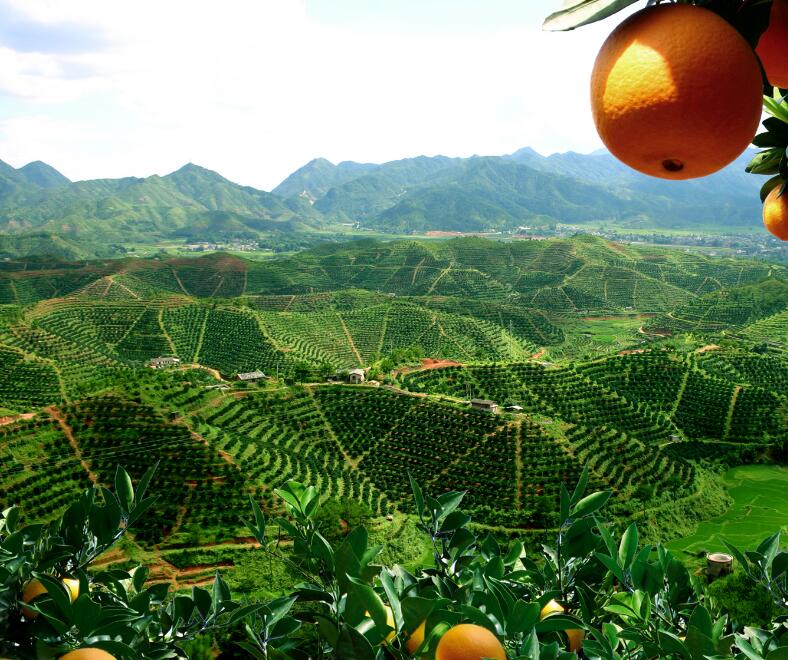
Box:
(1, 466), (786, 658)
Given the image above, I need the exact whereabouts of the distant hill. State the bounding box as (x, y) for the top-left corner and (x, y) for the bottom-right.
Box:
(0, 161), (323, 256)
(279, 149), (763, 232)
(272, 157), (377, 199)
(0, 146), (770, 259)
(16, 161), (71, 188)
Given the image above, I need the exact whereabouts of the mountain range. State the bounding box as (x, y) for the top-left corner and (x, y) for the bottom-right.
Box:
(0, 147), (766, 259)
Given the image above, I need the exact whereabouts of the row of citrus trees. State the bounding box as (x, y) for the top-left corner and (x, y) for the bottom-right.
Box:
(1, 463), (786, 659)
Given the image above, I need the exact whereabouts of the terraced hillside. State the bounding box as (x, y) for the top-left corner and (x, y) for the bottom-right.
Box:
(2, 342), (781, 538)
(0, 297), (533, 392)
(0, 237), (784, 565)
(0, 374), (710, 538)
(646, 278), (788, 337)
(403, 348), (787, 452)
(0, 238), (783, 392)
(1, 237), (782, 311)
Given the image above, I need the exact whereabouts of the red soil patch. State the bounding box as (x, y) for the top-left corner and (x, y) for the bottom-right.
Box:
(696, 344), (721, 354)
(392, 358), (464, 378)
(619, 349), (646, 355)
(531, 349), (546, 359)
(420, 358), (463, 369)
(0, 412), (35, 427)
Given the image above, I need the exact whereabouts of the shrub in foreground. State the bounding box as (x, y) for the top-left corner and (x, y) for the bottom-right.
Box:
(1, 463), (786, 658)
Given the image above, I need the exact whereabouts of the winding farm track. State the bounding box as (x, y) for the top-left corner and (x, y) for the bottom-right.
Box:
(722, 386), (741, 441)
(158, 307), (177, 355)
(514, 420), (523, 511)
(47, 406), (98, 484)
(336, 313), (363, 366)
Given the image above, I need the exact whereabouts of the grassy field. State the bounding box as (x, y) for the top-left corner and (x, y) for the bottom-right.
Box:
(553, 316), (646, 359)
(667, 465), (788, 555)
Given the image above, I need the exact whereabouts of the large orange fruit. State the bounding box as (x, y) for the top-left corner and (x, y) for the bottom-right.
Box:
(435, 624), (506, 660)
(566, 628), (585, 653)
(757, 0), (788, 88)
(591, 4), (763, 180)
(405, 620), (426, 654)
(21, 577), (79, 619)
(763, 184), (788, 240)
(59, 650), (116, 660)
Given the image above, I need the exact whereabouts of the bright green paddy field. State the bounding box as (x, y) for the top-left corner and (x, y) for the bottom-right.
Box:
(667, 465), (788, 555)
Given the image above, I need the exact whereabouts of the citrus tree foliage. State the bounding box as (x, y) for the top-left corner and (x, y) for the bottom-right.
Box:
(3, 465), (787, 658)
(749, 90), (788, 200)
(242, 468), (788, 659)
(0, 465), (258, 659)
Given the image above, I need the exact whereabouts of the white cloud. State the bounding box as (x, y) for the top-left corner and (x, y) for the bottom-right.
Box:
(0, 0), (626, 189)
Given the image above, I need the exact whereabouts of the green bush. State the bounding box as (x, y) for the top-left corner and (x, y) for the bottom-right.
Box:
(707, 571), (779, 629)
(3, 464), (787, 659)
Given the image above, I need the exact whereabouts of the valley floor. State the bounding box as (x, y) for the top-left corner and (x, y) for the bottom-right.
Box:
(666, 464), (788, 555)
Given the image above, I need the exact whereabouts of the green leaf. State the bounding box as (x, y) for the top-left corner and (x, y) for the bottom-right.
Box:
(571, 491), (611, 518)
(543, 0), (641, 31)
(270, 616), (301, 641)
(236, 641), (266, 660)
(379, 571), (402, 629)
(595, 552), (625, 584)
(756, 532), (780, 570)
(401, 596), (440, 635)
(436, 491), (465, 522)
(618, 523), (638, 571)
(656, 631), (691, 659)
(507, 601), (540, 634)
(88, 641), (139, 657)
(753, 132), (785, 149)
(228, 602), (268, 626)
(563, 517), (599, 558)
(335, 622), (376, 660)
(127, 495), (158, 528)
(72, 593), (101, 636)
(440, 510), (471, 532)
(764, 95), (788, 123)
(746, 148), (784, 175)
(135, 460), (159, 503)
(348, 576), (389, 641)
(759, 175), (785, 202)
(772, 551), (788, 579)
(132, 565), (149, 593)
(274, 484), (303, 513)
(409, 472), (424, 516)
(570, 465), (589, 506)
(114, 466), (134, 512)
(535, 613), (583, 633)
(33, 573), (74, 622)
(458, 604), (500, 635)
(723, 540), (753, 577)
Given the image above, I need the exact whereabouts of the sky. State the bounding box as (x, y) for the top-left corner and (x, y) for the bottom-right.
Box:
(0, 0), (640, 191)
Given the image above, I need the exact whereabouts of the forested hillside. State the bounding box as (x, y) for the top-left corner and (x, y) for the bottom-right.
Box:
(0, 147), (769, 259)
